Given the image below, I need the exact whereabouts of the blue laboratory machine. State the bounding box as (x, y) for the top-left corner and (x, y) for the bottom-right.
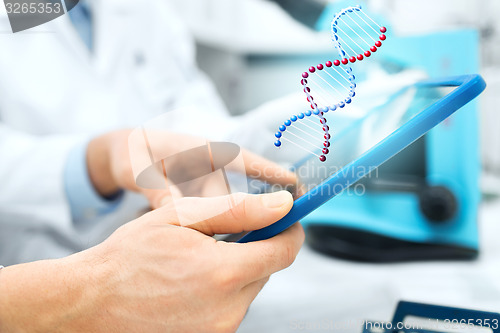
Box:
(303, 30), (482, 261)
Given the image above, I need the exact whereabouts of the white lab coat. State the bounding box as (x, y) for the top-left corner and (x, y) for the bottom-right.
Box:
(0, 0), (231, 265)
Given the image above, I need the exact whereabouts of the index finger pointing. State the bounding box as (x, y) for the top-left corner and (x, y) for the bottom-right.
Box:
(242, 149), (297, 188)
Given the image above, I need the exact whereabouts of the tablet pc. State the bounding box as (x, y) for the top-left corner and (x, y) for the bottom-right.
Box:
(237, 74), (486, 243)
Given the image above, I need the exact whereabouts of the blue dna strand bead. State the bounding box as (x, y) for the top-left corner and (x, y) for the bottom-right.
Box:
(274, 6), (387, 162)
(273, 109), (332, 161)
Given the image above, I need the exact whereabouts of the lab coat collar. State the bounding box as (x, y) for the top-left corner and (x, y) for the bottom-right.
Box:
(51, 0), (135, 75)
(51, 4), (92, 65)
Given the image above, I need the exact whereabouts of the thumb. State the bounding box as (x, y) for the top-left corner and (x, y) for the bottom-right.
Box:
(150, 191), (294, 236)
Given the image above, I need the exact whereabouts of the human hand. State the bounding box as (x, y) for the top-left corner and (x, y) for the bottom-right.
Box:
(86, 129), (298, 209)
(0, 191), (304, 333)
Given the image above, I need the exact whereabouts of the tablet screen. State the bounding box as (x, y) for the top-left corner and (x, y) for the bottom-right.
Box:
(237, 74), (485, 243)
(285, 85), (457, 197)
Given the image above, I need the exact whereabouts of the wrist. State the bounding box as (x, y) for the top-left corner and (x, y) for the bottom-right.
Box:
(0, 251), (115, 332)
(87, 135), (120, 198)
(0, 258), (84, 332)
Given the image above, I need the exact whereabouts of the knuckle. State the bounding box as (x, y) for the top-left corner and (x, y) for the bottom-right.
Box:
(284, 243), (296, 267)
(271, 242), (296, 269)
(213, 267), (241, 291)
(297, 224), (306, 244)
(211, 313), (242, 333)
(261, 242), (296, 270)
(226, 194), (247, 223)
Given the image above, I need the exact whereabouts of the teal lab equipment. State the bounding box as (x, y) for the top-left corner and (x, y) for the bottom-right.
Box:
(239, 74), (485, 244)
(303, 30), (483, 261)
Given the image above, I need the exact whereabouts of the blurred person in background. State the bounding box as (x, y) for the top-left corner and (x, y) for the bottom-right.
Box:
(0, 0), (330, 265)
(0, 0), (312, 330)
(0, 0), (342, 330)
(0, 0), (233, 264)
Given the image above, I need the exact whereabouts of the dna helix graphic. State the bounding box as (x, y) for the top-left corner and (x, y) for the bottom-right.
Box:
(274, 5), (387, 162)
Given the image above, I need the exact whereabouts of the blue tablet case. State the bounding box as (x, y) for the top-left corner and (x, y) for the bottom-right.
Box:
(238, 74), (486, 243)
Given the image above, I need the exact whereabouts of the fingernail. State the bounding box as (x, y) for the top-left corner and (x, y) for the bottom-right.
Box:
(263, 191), (293, 209)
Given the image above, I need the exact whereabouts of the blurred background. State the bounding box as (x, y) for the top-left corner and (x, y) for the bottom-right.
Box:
(162, 0), (500, 332)
(166, 0), (500, 195)
(1, 1), (498, 330)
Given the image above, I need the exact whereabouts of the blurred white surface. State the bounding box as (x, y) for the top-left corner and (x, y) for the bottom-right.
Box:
(167, 0), (330, 54)
(168, 0), (333, 114)
(370, 0), (500, 67)
(480, 67), (500, 194)
(238, 198), (500, 333)
(177, 0), (500, 184)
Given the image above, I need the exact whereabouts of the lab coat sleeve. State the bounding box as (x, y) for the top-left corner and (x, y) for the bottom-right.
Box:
(64, 141), (124, 223)
(0, 124), (83, 231)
